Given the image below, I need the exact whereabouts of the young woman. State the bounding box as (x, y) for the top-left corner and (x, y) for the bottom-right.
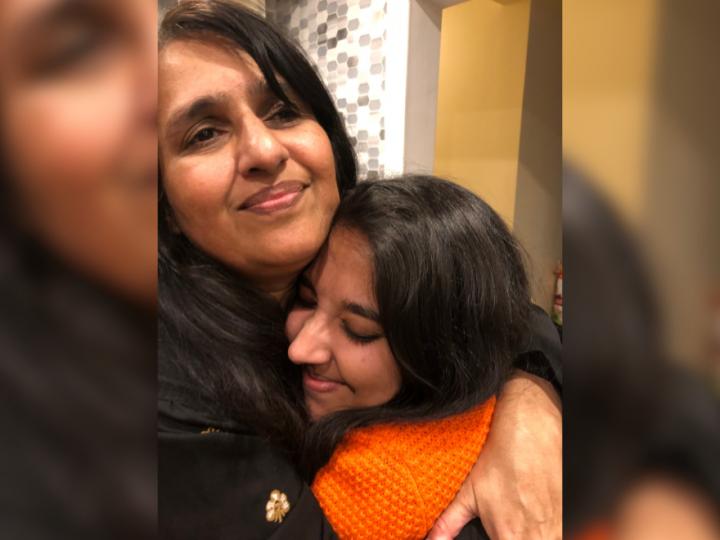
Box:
(158, 1), (561, 538)
(287, 176), (531, 539)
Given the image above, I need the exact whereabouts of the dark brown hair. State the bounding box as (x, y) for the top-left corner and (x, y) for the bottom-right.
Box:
(158, 0), (357, 455)
(300, 176), (531, 477)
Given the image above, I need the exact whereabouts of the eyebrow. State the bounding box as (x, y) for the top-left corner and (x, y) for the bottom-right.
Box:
(11, 0), (110, 58)
(163, 78), (299, 143)
(23, 0), (104, 32)
(343, 302), (381, 323)
(164, 92), (233, 142)
(248, 78), (296, 103)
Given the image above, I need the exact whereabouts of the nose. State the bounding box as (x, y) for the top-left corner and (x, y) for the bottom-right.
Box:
(236, 114), (290, 178)
(288, 313), (333, 367)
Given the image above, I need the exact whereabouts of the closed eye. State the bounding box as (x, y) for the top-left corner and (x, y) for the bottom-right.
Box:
(341, 321), (383, 345)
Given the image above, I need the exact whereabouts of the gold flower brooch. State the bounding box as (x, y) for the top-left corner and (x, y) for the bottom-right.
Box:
(265, 489), (290, 523)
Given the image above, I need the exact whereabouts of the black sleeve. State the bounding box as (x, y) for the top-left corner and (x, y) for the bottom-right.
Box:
(159, 399), (337, 540)
(513, 304), (562, 393)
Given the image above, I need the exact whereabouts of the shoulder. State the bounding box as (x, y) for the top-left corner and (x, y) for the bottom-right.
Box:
(160, 427), (336, 539)
(516, 304), (562, 389)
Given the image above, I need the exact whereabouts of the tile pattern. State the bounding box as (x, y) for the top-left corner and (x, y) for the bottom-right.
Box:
(267, 0), (388, 180)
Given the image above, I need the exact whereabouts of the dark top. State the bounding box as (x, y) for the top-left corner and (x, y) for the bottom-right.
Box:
(158, 305), (561, 539)
(159, 375), (336, 540)
(519, 304), (563, 393)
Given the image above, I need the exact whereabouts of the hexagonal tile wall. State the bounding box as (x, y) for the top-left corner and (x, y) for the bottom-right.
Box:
(267, 0), (388, 180)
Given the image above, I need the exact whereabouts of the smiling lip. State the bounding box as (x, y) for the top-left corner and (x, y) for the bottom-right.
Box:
(303, 370), (344, 394)
(239, 181), (307, 214)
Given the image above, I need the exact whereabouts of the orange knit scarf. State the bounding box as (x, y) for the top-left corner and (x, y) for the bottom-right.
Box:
(311, 397), (496, 540)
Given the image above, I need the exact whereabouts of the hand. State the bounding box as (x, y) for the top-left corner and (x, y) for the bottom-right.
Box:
(426, 371), (562, 540)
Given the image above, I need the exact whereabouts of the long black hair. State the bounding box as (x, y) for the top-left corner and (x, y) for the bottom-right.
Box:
(158, 0), (356, 455)
(299, 176), (531, 477)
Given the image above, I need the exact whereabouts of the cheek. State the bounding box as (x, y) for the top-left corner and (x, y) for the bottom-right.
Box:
(376, 352), (402, 399)
(4, 66), (136, 194)
(163, 154), (233, 228)
(348, 345), (401, 405)
(284, 123), (337, 189)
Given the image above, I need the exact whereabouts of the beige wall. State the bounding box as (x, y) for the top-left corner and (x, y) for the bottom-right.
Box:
(565, 0), (720, 370)
(434, 0), (561, 311)
(433, 0), (531, 226)
(563, 0), (659, 227)
(514, 0), (562, 311)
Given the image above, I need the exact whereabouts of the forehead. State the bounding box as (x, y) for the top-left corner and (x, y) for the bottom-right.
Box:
(159, 39), (264, 111)
(313, 228), (374, 290)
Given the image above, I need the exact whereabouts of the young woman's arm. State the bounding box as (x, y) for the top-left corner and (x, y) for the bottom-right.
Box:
(428, 371), (562, 540)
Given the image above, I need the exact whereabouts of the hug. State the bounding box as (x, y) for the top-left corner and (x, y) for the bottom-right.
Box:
(158, 1), (561, 539)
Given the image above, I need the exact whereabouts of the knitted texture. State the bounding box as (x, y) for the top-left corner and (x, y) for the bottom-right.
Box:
(312, 397), (496, 540)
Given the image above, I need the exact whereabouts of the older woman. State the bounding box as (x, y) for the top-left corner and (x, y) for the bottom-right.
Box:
(157, 1), (561, 539)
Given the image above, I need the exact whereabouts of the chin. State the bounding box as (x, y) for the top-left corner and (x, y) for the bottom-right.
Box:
(306, 399), (329, 422)
(267, 238), (323, 271)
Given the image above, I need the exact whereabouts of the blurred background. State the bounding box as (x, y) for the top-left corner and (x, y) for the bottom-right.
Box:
(1, 0), (717, 538)
(564, 1), (720, 539)
(0, 0), (156, 538)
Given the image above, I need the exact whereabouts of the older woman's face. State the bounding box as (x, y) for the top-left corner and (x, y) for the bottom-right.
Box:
(0, 0), (158, 304)
(158, 40), (340, 293)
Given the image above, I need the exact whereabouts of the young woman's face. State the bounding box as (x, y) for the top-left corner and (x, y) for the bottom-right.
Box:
(0, 0), (157, 304)
(158, 40), (340, 294)
(286, 227), (401, 420)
